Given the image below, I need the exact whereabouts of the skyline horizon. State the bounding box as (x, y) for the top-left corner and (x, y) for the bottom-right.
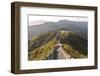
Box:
(29, 19), (88, 26)
(28, 15), (88, 26)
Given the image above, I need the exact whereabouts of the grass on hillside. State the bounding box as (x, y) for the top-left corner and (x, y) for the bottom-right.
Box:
(28, 30), (87, 60)
(28, 38), (57, 60)
(63, 44), (87, 58)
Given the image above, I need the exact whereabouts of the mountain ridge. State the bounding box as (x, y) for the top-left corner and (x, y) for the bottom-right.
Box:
(28, 19), (88, 40)
(28, 31), (87, 60)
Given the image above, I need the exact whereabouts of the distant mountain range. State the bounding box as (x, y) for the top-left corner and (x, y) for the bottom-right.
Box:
(28, 20), (88, 40)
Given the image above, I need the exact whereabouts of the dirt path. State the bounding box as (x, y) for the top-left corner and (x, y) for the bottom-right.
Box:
(58, 47), (72, 59)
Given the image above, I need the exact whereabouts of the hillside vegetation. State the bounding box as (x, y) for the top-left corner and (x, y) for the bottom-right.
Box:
(59, 31), (88, 56)
(28, 30), (88, 60)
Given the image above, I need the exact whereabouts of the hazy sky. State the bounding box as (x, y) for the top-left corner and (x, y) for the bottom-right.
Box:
(28, 15), (88, 26)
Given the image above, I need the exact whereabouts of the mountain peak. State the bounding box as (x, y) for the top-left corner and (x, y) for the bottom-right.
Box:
(58, 19), (69, 22)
